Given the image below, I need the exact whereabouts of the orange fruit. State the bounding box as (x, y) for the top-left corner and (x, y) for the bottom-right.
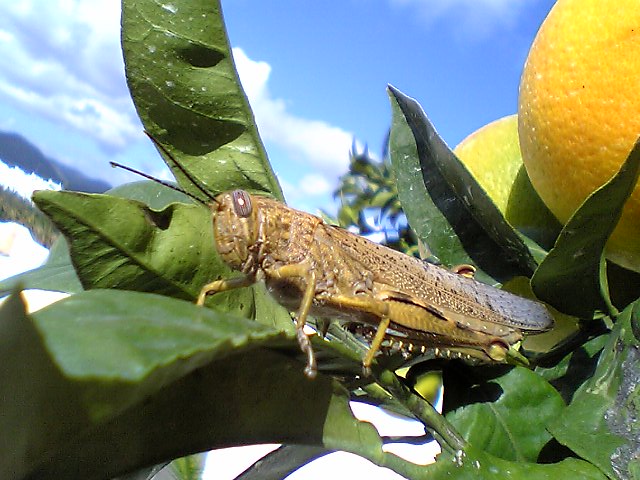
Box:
(518, 0), (640, 272)
(454, 114), (560, 249)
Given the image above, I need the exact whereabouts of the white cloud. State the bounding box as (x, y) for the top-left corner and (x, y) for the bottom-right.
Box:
(0, 1), (140, 152)
(233, 48), (354, 179)
(0, 160), (61, 200)
(0, 3), (354, 206)
(233, 50), (271, 102)
(390, 0), (534, 36)
(299, 173), (333, 196)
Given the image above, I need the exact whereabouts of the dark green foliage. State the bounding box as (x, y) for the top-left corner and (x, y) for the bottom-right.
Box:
(532, 143), (640, 318)
(0, 185), (59, 248)
(334, 143), (418, 256)
(388, 86), (538, 285)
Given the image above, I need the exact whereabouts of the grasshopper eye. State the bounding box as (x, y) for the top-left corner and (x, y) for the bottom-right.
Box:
(232, 190), (252, 217)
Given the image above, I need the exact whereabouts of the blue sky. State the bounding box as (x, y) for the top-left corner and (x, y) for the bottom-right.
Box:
(0, 0), (556, 212)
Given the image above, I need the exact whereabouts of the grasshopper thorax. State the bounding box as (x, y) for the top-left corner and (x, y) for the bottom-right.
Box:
(212, 190), (260, 272)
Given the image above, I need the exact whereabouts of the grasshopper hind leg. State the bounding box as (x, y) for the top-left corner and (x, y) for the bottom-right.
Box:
(362, 315), (391, 376)
(326, 294), (391, 376)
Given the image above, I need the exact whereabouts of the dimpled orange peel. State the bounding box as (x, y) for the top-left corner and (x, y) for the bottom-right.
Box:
(518, 0), (640, 272)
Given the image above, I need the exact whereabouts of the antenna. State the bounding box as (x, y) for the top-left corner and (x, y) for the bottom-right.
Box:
(144, 132), (218, 204)
(109, 161), (213, 206)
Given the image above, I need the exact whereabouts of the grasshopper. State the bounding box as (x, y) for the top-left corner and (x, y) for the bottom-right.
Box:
(198, 190), (553, 378)
(112, 146), (554, 379)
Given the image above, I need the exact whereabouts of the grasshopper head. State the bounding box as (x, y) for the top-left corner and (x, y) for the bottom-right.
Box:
(212, 190), (260, 272)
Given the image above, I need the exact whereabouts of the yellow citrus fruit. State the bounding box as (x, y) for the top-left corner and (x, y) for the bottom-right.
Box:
(518, 0), (640, 272)
(454, 114), (560, 249)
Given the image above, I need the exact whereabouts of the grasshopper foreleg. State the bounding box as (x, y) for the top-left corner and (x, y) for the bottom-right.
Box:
(268, 261), (318, 379)
(197, 275), (254, 306)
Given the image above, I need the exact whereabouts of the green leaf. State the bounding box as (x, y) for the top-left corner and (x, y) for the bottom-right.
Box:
(169, 453), (206, 480)
(337, 205), (360, 228)
(633, 300), (640, 342)
(321, 394), (430, 480)
(535, 332), (608, 404)
(0, 289), (396, 480)
(631, 460), (640, 480)
(423, 445), (606, 480)
(370, 189), (397, 209)
(122, 0), (283, 200)
(0, 290), (86, 480)
(387, 85), (537, 285)
(0, 180), (200, 297)
(0, 236), (82, 295)
(531, 140), (640, 318)
(0, 181), (192, 297)
(108, 181), (293, 332)
(108, 179), (195, 209)
(32, 291), (288, 406)
(252, 281), (296, 334)
(32, 190), (254, 318)
(445, 367), (564, 462)
(548, 301), (640, 479)
(505, 165), (562, 251)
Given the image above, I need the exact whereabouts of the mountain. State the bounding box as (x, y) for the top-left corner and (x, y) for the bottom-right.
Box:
(0, 130), (111, 193)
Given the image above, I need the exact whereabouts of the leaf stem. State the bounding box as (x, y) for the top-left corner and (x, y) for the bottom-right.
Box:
(375, 369), (467, 453)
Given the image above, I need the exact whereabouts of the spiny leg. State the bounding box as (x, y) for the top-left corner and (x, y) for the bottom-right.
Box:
(197, 275), (254, 306)
(326, 294), (391, 375)
(269, 262), (318, 378)
(362, 315), (391, 376)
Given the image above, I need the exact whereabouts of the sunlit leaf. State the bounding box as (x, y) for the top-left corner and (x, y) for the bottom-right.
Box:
(424, 445), (606, 479)
(548, 300), (640, 479)
(445, 367), (564, 462)
(388, 85), (537, 285)
(122, 0), (282, 200)
(0, 289), (387, 480)
(532, 140), (640, 318)
(32, 190), (255, 317)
